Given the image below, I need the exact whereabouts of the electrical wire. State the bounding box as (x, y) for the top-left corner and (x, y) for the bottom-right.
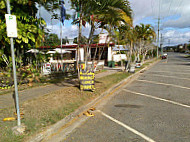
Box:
(173, 0), (183, 16)
(151, 0), (154, 17)
(167, 0), (174, 18)
(162, 0), (183, 28)
(158, 0), (161, 18)
(161, 0), (174, 29)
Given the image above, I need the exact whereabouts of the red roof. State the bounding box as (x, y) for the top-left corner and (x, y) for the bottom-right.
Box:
(38, 43), (115, 49)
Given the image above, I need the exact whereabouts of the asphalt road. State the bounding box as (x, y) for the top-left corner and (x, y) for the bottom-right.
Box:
(48, 53), (190, 142)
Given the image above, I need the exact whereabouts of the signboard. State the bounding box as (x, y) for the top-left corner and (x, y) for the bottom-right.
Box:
(80, 71), (95, 91)
(5, 14), (18, 38)
(99, 33), (110, 44)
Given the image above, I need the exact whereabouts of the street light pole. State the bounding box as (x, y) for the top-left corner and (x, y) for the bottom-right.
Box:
(6, 0), (21, 126)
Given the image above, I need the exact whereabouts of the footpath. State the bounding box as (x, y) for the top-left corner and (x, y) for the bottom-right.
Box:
(0, 67), (121, 109)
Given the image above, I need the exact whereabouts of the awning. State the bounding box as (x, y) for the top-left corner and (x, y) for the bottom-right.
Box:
(26, 49), (45, 54)
(47, 49), (72, 54)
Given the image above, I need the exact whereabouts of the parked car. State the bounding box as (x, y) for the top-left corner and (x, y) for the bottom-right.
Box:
(161, 53), (167, 59)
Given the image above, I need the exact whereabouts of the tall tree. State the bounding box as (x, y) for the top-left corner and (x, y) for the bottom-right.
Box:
(135, 23), (156, 62)
(71, 0), (133, 70)
(0, 0), (58, 68)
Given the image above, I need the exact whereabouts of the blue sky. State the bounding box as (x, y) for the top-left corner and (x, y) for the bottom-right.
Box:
(39, 0), (190, 46)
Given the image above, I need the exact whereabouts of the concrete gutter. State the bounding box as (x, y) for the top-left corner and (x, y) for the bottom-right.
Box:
(27, 58), (160, 142)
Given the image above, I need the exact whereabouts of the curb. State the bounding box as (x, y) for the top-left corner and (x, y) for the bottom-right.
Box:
(28, 58), (160, 142)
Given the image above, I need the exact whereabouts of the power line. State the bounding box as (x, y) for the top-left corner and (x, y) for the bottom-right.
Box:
(151, 0), (155, 17)
(158, 0), (161, 18)
(162, 0), (184, 29)
(161, 0), (174, 30)
(173, 0), (183, 16)
(167, 0), (174, 18)
(160, 0), (162, 17)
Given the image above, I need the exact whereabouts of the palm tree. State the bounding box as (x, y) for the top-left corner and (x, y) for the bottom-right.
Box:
(70, 0), (133, 71)
(118, 24), (138, 70)
(135, 24), (156, 62)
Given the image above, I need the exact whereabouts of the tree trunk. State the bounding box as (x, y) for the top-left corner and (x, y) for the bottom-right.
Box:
(85, 21), (95, 71)
(142, 49), (147, 63)
(137, 39), (142, 62)
(126, 42), (133, 70)
(77, 5), (82, 80)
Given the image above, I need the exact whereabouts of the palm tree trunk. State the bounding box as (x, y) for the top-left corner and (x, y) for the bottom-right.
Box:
(137, 38), (142, 62)
(126, 42), (133, 70)
(85, 22), (95, 71)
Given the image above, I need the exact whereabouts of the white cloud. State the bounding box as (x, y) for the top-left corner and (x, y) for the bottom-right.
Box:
(164, 30), (175, 37)
(129, 0), (190, 46)
(40, 0), (190, 46)
(130, 0), (190, 28)
(162, 30), (190, 46)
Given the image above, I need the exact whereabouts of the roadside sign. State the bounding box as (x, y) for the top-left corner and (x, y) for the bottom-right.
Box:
(99, 33), (110, 44)
(5, 14), (18, 38)
(80, 71), (95, 91)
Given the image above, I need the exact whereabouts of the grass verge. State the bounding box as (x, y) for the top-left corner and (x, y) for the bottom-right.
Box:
(0, 59), (157, 142)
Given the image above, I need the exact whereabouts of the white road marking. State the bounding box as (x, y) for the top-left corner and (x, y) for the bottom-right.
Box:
(137, 79), (190, 90)
(157, 66), (190, 70)
(166, 61), (190, 64)
(147, 74), (190, 81)
(148, 71), (190, 75)
(97, 110), (156, 142)
(123, 89), (190, 108)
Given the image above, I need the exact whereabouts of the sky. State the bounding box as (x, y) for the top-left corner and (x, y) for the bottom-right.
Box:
(38, 0), (190, 47)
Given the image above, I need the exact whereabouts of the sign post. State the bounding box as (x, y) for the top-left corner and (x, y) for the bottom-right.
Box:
(5, 14), (18, 37)
(80, 71), (95, 91)
(6, 0), (21, 126)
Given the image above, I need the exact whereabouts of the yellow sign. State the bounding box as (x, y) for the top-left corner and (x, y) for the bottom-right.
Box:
(80, 71), (95, 91)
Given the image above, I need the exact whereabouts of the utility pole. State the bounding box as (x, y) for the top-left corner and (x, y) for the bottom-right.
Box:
(6, 0), (21, 126)
(168, 39), (171, 51)
(168, 39), (170, 46)
(157, 18), (160, 58)
(60, 0), (64, 71)
(77, 0), (82, 80)
(60, 20), (63, 70)
(160, 33), (163, 55)
(157, 0), (161, 58)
